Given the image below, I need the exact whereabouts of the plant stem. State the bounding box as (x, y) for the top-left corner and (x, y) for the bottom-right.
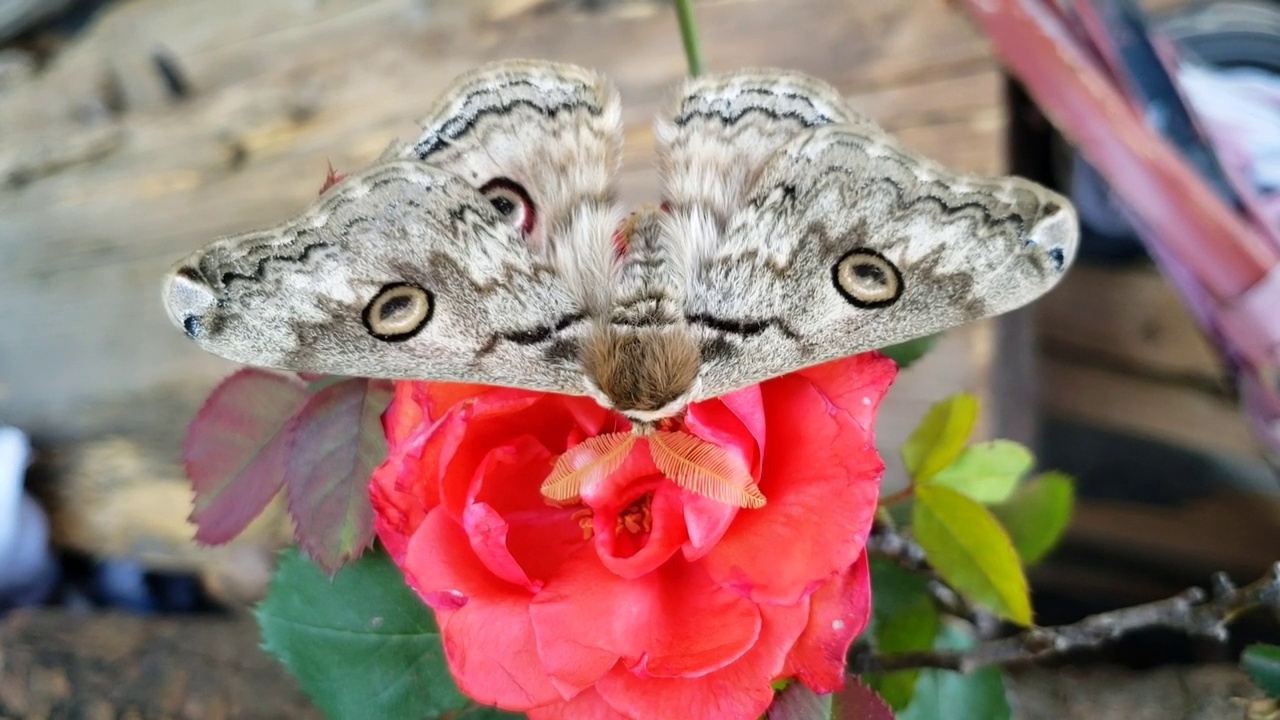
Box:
(850, 563), (1280, 674)
(673, 0), (705, 77)
(878, 486), (914, 507)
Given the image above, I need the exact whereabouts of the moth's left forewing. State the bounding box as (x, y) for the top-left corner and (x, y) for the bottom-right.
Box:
(690, 123), (1079, 399)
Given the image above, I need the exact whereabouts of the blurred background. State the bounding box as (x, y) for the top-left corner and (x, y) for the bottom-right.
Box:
(0, 0), (1277, 717)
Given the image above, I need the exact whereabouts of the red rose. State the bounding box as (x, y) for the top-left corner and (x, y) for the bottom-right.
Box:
(370, 353), (896, 719)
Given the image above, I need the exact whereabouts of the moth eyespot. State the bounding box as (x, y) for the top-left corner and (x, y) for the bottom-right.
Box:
(833, 249), (902, 308)
(479, 178), (536, 235)
(363, 282), (433, 341)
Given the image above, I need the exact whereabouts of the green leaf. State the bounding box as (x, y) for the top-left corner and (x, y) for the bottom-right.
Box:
(866, 558), (940, 710)
(897, 625), (1011, 720)
(991, 471), (1075, 566)
(1243, 643), (1280, 698)
(928, 440), (1034, 504)
(285, 378), (394, 571)
(256, 548), (470, 720)
(901, 394), (979, 483)
(913, 485), (1032, 626)
(880, 333), (940, 369)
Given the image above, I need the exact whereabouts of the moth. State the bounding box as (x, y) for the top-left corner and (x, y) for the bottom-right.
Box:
(164, 60), (1078, 509)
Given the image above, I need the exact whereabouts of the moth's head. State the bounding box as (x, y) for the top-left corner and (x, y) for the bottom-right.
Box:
(580, 325), (703, 423)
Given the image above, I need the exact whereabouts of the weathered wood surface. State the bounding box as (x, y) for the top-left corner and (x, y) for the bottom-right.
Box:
(0, 607), (1265, 719)
(1035, 263), (1261, 459)
(0, 608), (322, 719)
(1006, 663), (1267, 720)
(0, 0), (1022, 581)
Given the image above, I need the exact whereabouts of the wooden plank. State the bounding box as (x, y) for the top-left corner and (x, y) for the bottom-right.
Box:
(1065, 491), (1280, 580)
(1041, 358), (1257, 458)
(1037, 264), (1224, 382)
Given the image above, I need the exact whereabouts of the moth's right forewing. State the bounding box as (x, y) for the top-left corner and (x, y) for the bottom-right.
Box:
(689, 123), (1078, 399)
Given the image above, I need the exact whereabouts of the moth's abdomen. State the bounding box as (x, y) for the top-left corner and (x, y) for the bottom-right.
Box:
(581, 325), (701, 421)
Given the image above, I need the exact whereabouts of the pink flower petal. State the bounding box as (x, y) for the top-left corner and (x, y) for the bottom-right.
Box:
(685, 396), (758, 475)
(530, 549), (762, 690)
(401, 509), (559, 710)
(527, 686), (631, 720)
(593, 603), (809, 720)
(702, 362), (889, 604)
(680, 492), (738, 562)
(438, 595), (561, 710)
(463, 502), (538, 592)
(782, 553), (872, 692)
(794, 353), (897, 437)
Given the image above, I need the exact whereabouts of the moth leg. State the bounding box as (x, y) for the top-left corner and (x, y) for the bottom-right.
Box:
(542, 433), (636, 504)
(647, 431), (766, 509)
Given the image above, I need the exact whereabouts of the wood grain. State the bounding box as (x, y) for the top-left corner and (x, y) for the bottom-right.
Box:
(1040, 357), (1256, 458)
(0, 609), (321, 719)
(1037, 264), (1225, 382)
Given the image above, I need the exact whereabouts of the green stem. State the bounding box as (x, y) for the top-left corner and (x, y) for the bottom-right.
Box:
(673, 0), (705, 77)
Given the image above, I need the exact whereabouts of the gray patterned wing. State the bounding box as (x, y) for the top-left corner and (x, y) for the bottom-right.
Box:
(163, 60), (625, 394)
(684, 121), (1078, 400)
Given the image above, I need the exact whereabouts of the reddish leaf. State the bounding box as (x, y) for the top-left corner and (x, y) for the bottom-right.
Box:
(833, 677), (896, 720)
(286, 378), (394, 571)
(767, 682), (831, 720)
(184, 369), (308, 545)
(766, 679), (895, 720)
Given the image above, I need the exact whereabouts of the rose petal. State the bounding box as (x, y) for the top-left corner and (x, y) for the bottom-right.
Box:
(420, 381), (495, 423)
(782, 553), (872, 692)
(470, 436), (557, 515)
(685, 396), (758, 476)
(793, 353), (897, 437)
(718, 384), (768, 455)
(680, 388), (765, 560)
(530, 549), (762, 691)
(593, 603), (809, 720)
(463, 502), (539, 592)
(371, 423), (437, 561)
(402, 509), (559, 709)
(438, 595), (561, 710)
(381, 381), (426, 447)
(679, 492), (738, 562)
(527, 685), (631, 720)
(702, 363), (888, 604)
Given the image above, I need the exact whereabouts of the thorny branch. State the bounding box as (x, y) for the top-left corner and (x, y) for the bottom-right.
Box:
(865, 524), (1003, 637)
(858, 525), (1280, 675)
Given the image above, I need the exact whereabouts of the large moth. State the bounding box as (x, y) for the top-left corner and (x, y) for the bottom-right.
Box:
(164, 60), (1077, 508)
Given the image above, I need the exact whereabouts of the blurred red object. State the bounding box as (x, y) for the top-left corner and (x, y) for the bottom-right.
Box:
(957, 0), (1280, 469)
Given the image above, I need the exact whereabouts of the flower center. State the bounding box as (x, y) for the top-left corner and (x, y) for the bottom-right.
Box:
(616, 493), (653, 536)
(572, 508), (594, 540)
